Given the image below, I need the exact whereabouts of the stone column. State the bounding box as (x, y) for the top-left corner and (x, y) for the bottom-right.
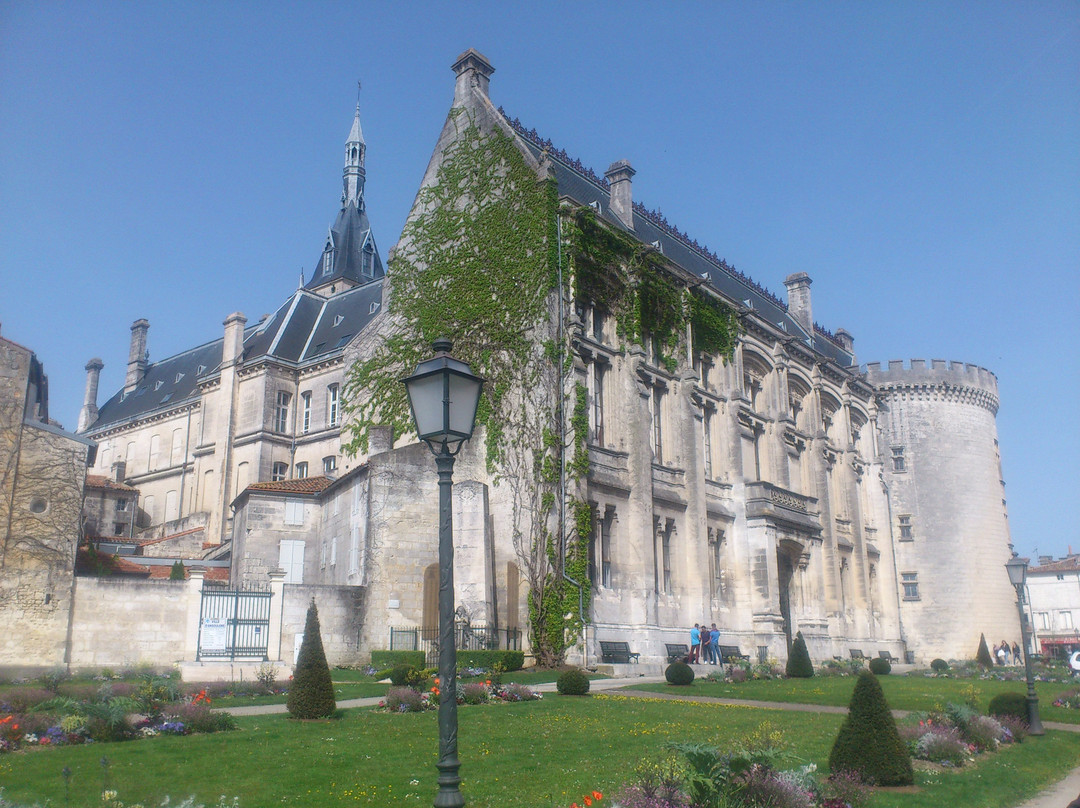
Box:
(267, 569), (286, 662)
(185, 567), (205, 661)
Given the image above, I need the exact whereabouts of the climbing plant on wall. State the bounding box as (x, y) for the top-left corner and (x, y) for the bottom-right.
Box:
(343, 114), (738, 667)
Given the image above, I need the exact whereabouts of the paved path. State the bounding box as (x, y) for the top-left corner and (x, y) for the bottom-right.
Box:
(223, 675), (1080, 806)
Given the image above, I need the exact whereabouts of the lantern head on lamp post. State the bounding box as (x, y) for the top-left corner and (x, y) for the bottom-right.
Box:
(402, 338), (483, 808)
(1005, 552), (1044, 735)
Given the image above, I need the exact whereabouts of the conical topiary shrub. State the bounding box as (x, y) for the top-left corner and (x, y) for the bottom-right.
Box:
(786, 631), (814, 678)
(976, 633), (994, 669)
(287, 600), (336, 719)
(828, 670), (913, 786)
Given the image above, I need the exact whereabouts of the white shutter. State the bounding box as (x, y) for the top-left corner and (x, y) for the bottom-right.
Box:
(279, 540), (305, 583)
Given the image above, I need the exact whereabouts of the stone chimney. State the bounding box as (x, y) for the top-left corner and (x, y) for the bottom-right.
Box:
(222, 312), (247, 367)
(452, 48), (494, 103)
(124, 319), (149, 394)
(835, 328), (855, 356)
(112, 460), (126, 484)
(604, 160), (636, 230)
(783, 273), (813, 335)
(77, 357), (104, 432)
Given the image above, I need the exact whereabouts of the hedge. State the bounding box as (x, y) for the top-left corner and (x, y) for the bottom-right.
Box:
(370, 650), (426, 669)
(456, 650), (525, 671)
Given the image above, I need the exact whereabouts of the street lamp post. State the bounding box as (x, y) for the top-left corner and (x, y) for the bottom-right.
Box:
(1005, 553), (1045, 736)
(403, 339), (484, 808)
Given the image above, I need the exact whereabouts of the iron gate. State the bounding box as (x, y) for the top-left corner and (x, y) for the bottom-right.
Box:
(197, 585), (273, 660)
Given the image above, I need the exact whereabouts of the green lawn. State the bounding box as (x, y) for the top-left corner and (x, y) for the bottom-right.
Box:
(2, 692), (1079, 807)
(628, 673), (1080, 724)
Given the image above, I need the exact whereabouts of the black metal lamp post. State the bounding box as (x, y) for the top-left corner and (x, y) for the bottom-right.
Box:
(403, 338), (484, 808)
(1005, 553), (1045, 735)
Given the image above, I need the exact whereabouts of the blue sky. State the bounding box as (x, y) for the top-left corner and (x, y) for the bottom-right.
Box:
(2, 2), (1077, 561)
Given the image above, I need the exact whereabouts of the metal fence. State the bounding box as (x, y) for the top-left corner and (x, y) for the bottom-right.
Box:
(388, 624), (523, 666)
(197, 584), (273, 661)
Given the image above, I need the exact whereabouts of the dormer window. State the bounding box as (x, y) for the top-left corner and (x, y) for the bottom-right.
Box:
(322, 245), (334, 277)
(369, 301), (380, 314)
(362, 242), (375, 277)
(175, 372), (184, 384)
(333, 314), (345, 327)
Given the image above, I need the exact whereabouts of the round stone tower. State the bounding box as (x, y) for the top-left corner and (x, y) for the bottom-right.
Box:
(865, 359), (1017, 664)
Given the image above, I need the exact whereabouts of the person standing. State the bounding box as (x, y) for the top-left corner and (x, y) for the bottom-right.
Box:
(709, 624), (721, 665)
(1012, 641), (1022, 665)
(689, 623), (701, 663)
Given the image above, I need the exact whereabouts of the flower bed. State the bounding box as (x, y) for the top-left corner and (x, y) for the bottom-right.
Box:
(377, 679), (541, 713)
(897, 701), (1027, 768)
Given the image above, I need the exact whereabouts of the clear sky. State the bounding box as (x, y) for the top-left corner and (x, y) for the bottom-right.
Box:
(2, 2), (1077, 561)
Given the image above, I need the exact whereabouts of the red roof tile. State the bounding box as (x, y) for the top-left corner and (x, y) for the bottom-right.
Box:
(246, 476), (335, 495)
(138, 526), (205, 547)
(1031, 555), (1080, 574)
(85, 475), (139, 493)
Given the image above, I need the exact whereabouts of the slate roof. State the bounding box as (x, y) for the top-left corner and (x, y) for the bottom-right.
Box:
(501, 111), (856, 367)
(305, 198), (385, 291)
(87, 280), (384, 433)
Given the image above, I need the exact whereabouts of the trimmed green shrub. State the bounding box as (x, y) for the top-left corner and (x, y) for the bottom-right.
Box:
(785, 631), (814, 678)
(287, 600), (336, 719)
(169, 560), (186, 580)
(930, 658), (949, 672)
(665, 661), (695, 685)
(370, 650), (426, 669)
(829, 670), (913, 786)
(456, 649), (525, 671)
(389, 664), (418, 687)
(868, 657), (891, 675)
(976, 633), (994, 669)
(988, 691), (1029, 722)
(556, 668), (590, 695)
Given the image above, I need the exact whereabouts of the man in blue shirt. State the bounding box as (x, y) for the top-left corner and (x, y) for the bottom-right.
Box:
(689, 623), (701, 663)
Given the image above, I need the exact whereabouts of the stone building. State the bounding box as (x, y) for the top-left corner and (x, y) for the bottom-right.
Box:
(71, 50), (1017, 668)
(0, 329), (95, 667)
(1025, 554), (1080, 659)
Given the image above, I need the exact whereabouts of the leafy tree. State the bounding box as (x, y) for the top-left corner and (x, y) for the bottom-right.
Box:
(976, 633), (994, 669)
(785, 631), (814, 678)
(286, 600), (336, 719)
(829, 670), (913, 786)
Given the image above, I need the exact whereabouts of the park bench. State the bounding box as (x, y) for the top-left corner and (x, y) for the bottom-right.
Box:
(665, 643), (689, 663)
(719, 645), (750, 662)
(849, 649), (866, 660)
(878, 650), (899, 664)
(600, 640), (640, 664)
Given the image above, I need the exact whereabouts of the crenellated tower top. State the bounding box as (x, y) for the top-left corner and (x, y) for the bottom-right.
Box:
(864, 358), (999, 413)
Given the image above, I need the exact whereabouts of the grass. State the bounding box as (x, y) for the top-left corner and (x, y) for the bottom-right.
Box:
(629, 672), (1080, 724)
(2, 691), (1079, 807)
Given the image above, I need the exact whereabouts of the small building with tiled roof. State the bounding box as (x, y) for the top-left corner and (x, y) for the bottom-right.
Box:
(83, 465), (140, 540)
(1024, 554), (1080, 659)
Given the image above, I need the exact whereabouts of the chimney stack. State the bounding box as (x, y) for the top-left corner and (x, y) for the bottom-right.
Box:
(112, 460), (126, 484)
(783, 273), (813, 335)
(604, 160), (636, 230)
(222, 312), (247, 367)
(78, 357), (104, 432)
(835, 328), (855, 357)
(452, 48), (494, 103)
(125, 319), (149, 394)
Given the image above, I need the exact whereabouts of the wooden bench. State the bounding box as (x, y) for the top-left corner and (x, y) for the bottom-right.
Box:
(600, 640), (640, 664)
(849, 649), (866, 660)
(878, 650), (899, 664)
(665, 643), (689, 663)
(718, 645), (750, 662)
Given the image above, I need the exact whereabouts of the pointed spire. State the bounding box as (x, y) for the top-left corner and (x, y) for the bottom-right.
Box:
(343, 83), (366, 206)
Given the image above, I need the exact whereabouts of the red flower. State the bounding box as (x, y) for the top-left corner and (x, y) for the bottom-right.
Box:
(584, 798), (593, 806)
(593, 791), (603, 801)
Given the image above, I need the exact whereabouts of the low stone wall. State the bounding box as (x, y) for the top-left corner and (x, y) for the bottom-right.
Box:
(68, 576), (196, 669)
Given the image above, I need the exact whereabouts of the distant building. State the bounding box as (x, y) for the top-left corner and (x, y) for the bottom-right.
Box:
(1026, 555), (1080, 659)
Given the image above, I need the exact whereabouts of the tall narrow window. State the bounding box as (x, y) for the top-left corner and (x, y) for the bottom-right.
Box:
(600, 507), (613, 588)
(592, 365), (604, 447)
(661, 520), (674, 594)
(327, 384), (340, 426)
(587, 504), (599, 586)
(275, 392), (291, 433)
(149, 434), (161, 470)
(898, 515), (913, 541)
(321, 245), (334, 277)
(901, 572), (919, 600)
(652, 388), (664, 463)
(301, 391), (312, 433)
(323, 456), (337, 474)
(592, 308), (605, 342)
(703, 410), (713, 479)
(892, 446), (906, 472)
(170, 428), (184, 465)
